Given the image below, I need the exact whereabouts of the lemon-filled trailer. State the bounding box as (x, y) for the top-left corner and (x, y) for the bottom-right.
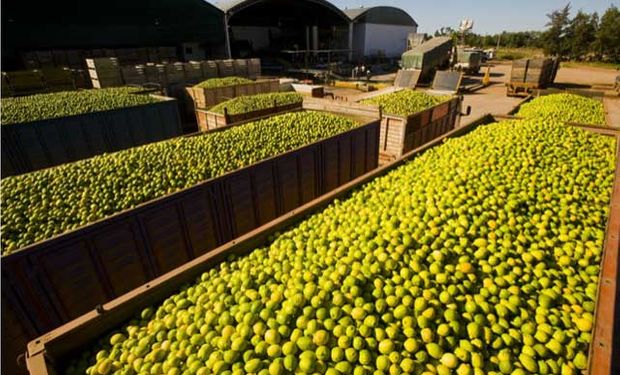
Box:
(305, 87), (467, 164)
(24, 115), (620, 375)
(0, 88), (181, 177)
(2, 111), (381, 375)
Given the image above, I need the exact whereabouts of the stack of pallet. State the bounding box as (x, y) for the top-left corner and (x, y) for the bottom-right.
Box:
(87, 58), (122, 88)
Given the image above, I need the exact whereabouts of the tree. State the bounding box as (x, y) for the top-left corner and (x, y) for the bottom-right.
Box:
(541, 4), (571, 58)
(596, 5), (620, 62)
(567, 11), (598, 60)
(434, 27), (456, 37)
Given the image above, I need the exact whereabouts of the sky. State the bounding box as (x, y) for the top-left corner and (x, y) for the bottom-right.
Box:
(331, 0), (617, 34)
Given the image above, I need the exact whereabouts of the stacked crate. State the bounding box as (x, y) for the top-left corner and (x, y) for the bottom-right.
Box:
(120, 65), (146, 85)
(201, 60), (219, 79)
(233, 59), (249, 77)
(87, 58), (122, 88)
(248, 58), (261, 78)
(216, 59), (235, 77)
(184, 62), (203, 84)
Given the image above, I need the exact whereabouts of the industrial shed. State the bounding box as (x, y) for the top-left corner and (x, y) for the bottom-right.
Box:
(217, 0), (351, 58)
(345, 6), (418, 60)
(1, 0), (227, 69)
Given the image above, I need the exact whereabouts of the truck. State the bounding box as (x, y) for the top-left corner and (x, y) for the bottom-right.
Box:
(454, 47), (483, 74)
(400, 36), (453, 82)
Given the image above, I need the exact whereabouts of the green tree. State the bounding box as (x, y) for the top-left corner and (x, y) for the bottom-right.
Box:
(542, 4), (571, 58)
(596, 5), (620, 62)
(567, 11), (598, 60)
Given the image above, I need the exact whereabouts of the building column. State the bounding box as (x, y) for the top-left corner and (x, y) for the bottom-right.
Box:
(312, 26), (319, 51)
(306, 26), (310, 51)
(224, 15), (232, 58)
(348, 23), (353, 61)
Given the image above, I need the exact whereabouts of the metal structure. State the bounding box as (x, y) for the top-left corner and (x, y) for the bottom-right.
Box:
(216, 0), (351, 59)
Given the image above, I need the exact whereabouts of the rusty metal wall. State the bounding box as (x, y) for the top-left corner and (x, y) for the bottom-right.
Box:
(2, 120), (379, 372)
(1, 97), (182, 177)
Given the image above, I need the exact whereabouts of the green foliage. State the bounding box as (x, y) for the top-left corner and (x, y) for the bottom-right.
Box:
(210, 92), (303, 115)
(516, 93), (606, 125)
(0, 112), (358, 253)
(66, 118), (615, 375)
(596, 5), (620, 62)
(360, 90), (449, 117)
(1, 87), (160, 125)
(567, 11), (598, 60)
(542, 4), (572, 58)
(194, 76), (253, 89)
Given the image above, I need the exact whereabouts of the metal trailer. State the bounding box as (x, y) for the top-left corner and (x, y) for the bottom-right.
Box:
(400, 37), (453, 82)
(24, 114), (620, 375)
(0, 94), (182, 177)
(1, 115), (381, 375)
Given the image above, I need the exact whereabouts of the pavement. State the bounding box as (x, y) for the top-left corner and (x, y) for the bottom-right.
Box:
(604, 98), (620, 128)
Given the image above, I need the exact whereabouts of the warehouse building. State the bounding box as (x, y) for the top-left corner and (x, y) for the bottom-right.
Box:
(2, 0), (227, 69)
(344, 6), (418, 60)
(216, 0), (351, 58)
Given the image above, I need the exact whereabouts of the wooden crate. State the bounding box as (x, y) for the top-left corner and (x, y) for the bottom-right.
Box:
(196, 101), (303, 131)
(141, 64), (166, 84)
(216, 59), (235, 77)
(248, 58), (261, 78)
(184, 62), (204, 84)
(120, 65), (146, 85)
(200, 60), (219, 79)
(233, 59), (249, 77)
(164, 62), (185, 84)
(186, 79), (279, 109)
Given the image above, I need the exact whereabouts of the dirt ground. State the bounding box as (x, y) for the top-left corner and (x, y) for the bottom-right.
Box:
(462, 62), (620, 127)
(322, 62), (620, 127)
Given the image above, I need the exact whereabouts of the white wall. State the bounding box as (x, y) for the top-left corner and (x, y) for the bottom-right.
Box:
(361, 23), (418, 58)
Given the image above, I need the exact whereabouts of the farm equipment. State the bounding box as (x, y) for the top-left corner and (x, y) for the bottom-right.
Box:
(454, 48), (483, 74)
(400, 36), (453, 82)
(506, 58), (559, 97)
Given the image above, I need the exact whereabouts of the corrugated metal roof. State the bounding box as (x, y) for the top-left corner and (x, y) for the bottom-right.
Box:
(214, 0), (348, 21)
(343, 6), (417, 27)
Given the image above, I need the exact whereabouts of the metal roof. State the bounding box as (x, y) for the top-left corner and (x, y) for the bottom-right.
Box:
(343, 6), (418, 27)
(215, 0), (348, 20)
(3, 0), (226, 50)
